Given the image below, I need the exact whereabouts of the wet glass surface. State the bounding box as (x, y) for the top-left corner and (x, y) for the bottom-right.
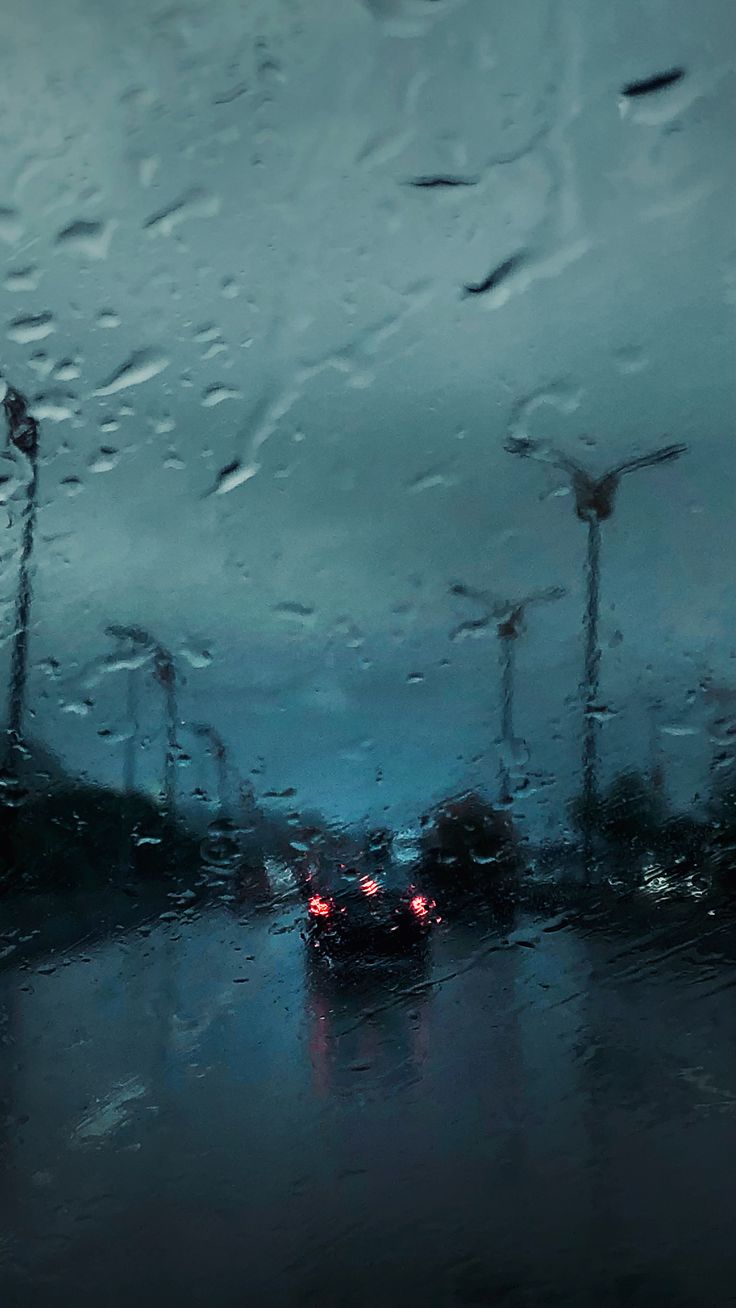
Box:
(1, 0), (735, 1303)
(3, 883), (736, 1306)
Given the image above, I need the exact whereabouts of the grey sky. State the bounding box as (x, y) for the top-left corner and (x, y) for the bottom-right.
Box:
(1, 0), (734, 830)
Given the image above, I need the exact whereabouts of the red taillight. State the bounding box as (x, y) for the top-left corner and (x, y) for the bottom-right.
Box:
(308, 894), (332, 918)
(361, 877), (380, 897)
(409, 894), (430, 918)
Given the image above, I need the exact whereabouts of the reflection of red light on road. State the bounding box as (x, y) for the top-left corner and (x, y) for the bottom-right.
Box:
(361, 877), (380, 897)
(309, 993), (331, 1098)
(308, 894), (332, 917)
(410, 894), (430, 918)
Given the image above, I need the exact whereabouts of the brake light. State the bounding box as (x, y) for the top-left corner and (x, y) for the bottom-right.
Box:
(409, 894), (430, 918)
(361, 877), (380, 897)
(308, 894), (332, 918)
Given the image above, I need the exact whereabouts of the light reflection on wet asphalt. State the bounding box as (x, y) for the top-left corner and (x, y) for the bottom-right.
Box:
(2, 884), (736, 1307)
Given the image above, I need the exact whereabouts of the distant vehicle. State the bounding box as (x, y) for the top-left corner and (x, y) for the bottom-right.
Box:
(303, 862), (438, 961)
(418, 791), (520, 906)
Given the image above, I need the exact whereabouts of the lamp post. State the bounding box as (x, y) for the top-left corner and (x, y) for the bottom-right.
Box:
(3, 386), (40, 768)
(505, 435), (686, 860)
(450, 583), (565, 805)
(105, 624), (153, 796)
(153, 646), (178, 821)
(190, 723), (229, 813)
(106, 625), (178, 817)
(647, 698), (665, 805)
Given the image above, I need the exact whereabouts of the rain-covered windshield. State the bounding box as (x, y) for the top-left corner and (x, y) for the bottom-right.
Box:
(1, 2), (735, 1305)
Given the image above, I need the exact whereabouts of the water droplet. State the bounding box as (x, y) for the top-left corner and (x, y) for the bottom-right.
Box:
(210, 460), (259, 495)
(4, 266), (40, 293)
(587, 704), (618, 723)
(462, 252), (526, 300)
(144, 189), (221, 237)
(0, 208), (23, 244)
(180, 645), (212, 669)
(8, 312), (55, 344)
(213, 82), (249, 106)
(622, 67), (685, 99)
(450, 616), (491, 642)
(407, 469), (453, 494)
(61, 699), (93, 716)
(27, 352), (54, 377)
(202, 342), (228, 361)
(55, 219), (116, 259)
(272, 601), (315, 623)
(29, 393), (76, 423)
(194, 324), (220, 343)
(89, 447), (120, 473)
(202, 384), (241, 408)
(52, 358), (81, 382)
(93, 348), (169, 396)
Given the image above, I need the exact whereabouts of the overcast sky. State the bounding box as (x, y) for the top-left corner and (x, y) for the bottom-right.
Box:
(1, 0), (734, 832)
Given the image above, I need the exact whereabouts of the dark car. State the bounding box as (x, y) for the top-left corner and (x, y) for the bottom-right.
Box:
(303, 863), (437, 961)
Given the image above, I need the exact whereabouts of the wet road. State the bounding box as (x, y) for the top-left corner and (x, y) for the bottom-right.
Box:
(2, 880), (736, 1307)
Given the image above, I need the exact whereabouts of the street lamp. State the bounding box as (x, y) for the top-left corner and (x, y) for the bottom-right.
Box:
(3, 385), (40, 767)
(450, 582), (565, 805)
(505, 434), (686, 847)
(153, 646), (178, 821)
(106, 624), (153, 796)
(106, 625), (179, 817)
(190, 722), (229, 813)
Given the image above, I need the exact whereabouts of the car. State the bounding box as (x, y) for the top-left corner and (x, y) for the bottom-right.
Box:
(303, 863), (438, 961)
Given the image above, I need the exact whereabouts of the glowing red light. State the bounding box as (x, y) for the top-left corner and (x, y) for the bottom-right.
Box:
(361, 877), (380, 897)
(409, 894), (430, 918)
(308, 894), (332, 918)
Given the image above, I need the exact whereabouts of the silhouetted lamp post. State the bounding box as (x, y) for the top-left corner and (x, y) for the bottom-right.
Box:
(106, 624), (178, 816)
(647, 698), (665, 805)
(505, 435), (686, 843)
(451, 582), (565, 805)
(153, 646), (178, 820)
(106, 624), (152, 796)
(191, 722), (229, 813)
(3, 386), (40, 766)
